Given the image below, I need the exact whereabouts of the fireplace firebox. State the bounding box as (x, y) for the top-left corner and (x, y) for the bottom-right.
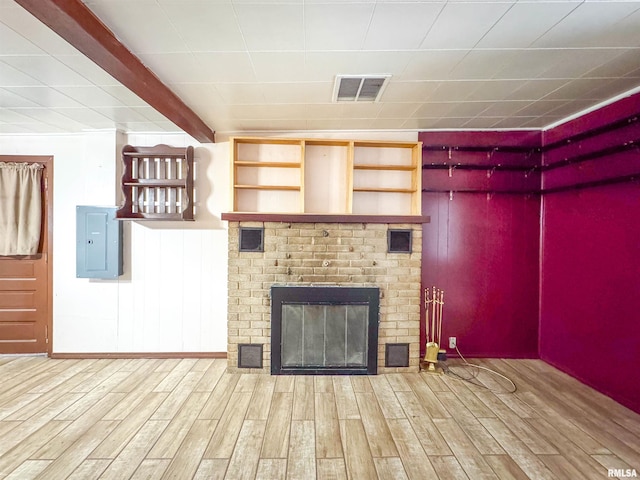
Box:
(271, 286), (379, 375)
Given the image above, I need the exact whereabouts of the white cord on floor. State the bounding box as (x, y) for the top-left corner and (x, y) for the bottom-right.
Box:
(444, 345), (517, 394)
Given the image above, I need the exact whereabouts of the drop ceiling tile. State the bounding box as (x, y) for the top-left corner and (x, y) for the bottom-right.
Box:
(381, 81), (441, 102)
(305, 119), (342, 130)
(582, 77), (640, 102)
(232, 0), (302, 4)
(369, 118), (410, 130)
(544, 100), (600, 118)
(250, 52), (306, 82)
(476, 2), (579, 48)
(354, 51), (415, 77)
(413, 102), (457, 118)
(420, 2), (513, 49)
(582, 48), (640, 78)
(430, 81), (484, 102)
(0, 21), (44, 55)
(461, 117), (508, 129)
(191, 52), (256, 82)
(159, 3), (245, 52)
(525, 116), (563, 129)
(532, 1), (640, 48)
(401, 118), (442, 130)
(339, 118), (375, 130)
(91, 106), (152, 124)
(376, 102), (420, 119)
(429, 116), (477, 129)
(363, 3), (444, 50)
(260, 83), (333, 104)
(86, 0), (185, 54)
(464, 80), (528, 101)
(52, 86), (125, 107)
(305, 3), (374, 51)
(234, 4), (303, 51)
(511, 100), (568, 117)
(137, 53), (203, 84)
(492, 49), (570, 79)
(399, 50), (469, 81)
(447, 101), (496, 117)
(449, 50), (514, 80)
(298, 104), (346, 119)
(505, 79), (571, 101)
(0, 123), (35, 134)
(0, 60), (45, 87)
(239, 119), (309, 132)
(169, 83), (225, 107)
(542, 78), (615, 100)
(304, 52), (365, 81)
(1, 56), (93, 86)
(478, 100), (536, 117)
(601, 7), (640, 48)
(122, 121), (173, 132)
(0, 87), (40, 108)
(626, 67), (640, 78)
(10, 107), (93, 130)
(0, 5), (80, 56)
(3, 86), (84, 108)
(490, 116), (539, 129)
(54, 107), (113, 127)
(130, 106), (171, 123)
(538, 49), (625, 79)
(55, 55), (120, 86)
(214, 83), (266, 104)
(0, 108), (40, 124)
(99, 85), (148, 107)
(340, 103), (384, 119)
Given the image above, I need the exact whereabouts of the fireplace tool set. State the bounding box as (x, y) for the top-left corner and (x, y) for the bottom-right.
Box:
(422, 286), (444, 374)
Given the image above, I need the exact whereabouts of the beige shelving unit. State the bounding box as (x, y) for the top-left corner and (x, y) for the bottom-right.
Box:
(230, 137), (422, 216)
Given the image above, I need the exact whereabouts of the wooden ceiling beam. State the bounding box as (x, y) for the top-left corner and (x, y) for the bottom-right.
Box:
(14, 0), (215, 143)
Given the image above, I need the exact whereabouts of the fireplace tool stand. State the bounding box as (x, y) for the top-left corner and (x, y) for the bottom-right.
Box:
(421, 286), (444, 374)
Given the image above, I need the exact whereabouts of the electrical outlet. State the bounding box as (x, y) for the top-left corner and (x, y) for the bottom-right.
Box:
(449, 337), (457, 349)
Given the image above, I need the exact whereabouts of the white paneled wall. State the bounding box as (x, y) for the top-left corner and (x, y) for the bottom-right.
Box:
(0, 131), (229, 353)
(0, 129), (416, 354)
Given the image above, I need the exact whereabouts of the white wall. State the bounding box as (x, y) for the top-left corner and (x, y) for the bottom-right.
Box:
(0, 129), (417, 354)
(0, 130), (230, 353)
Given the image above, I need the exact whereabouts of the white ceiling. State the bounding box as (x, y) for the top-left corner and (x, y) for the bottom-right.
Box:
(1, 0), (640, 138)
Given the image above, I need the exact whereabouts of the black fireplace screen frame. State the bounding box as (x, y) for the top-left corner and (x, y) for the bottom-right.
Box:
(271, 286), (379, 375)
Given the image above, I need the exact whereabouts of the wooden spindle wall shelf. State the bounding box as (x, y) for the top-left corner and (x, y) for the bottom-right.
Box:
(116, 144), (195, 221)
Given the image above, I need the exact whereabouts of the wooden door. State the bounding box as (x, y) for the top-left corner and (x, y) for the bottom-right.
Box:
(0, 156), (52, 354)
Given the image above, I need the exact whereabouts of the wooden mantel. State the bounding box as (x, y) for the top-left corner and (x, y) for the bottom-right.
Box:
(221, 213), (430, 224)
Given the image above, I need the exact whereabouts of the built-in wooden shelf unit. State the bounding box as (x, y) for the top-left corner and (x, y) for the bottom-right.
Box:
(116, 144), (194, 221)
(231, 136), (422, 216)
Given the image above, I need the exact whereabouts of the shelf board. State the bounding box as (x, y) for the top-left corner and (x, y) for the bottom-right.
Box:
(235, 184), (301, 191)
(222, 212), (430, 224)
(235, 161), (301, 168)
(123, 152), (186, 159)
(354, 164), (415, 171)
(116, 212), (189, 221)
(353, 187), (416, 193)
(124, 179), (187, 186)
(353, 140), (419, 149)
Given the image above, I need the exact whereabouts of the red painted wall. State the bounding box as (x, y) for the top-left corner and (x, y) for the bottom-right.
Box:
(420, 131), (541, 358)
(539, 183), (640, 414)
(539, 91), (640, 414)
(419, 93), (640, 413)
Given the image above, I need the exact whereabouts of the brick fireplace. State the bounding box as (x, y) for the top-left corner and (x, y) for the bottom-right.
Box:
(224, 215), (424, 374)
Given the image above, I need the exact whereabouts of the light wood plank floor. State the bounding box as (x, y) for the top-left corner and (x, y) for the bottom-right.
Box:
(0, 356), (638, 479)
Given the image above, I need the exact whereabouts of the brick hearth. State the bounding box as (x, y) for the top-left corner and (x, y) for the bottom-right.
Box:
(226, 220), (422, 373)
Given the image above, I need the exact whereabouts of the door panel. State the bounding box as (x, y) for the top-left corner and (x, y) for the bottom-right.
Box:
(0, 156), (52, 354)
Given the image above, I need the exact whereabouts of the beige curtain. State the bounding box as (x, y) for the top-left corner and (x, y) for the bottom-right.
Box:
(0, 162), (44, 255)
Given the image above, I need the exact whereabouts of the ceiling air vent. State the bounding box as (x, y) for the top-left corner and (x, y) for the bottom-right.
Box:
(333, 75), (391, 102)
